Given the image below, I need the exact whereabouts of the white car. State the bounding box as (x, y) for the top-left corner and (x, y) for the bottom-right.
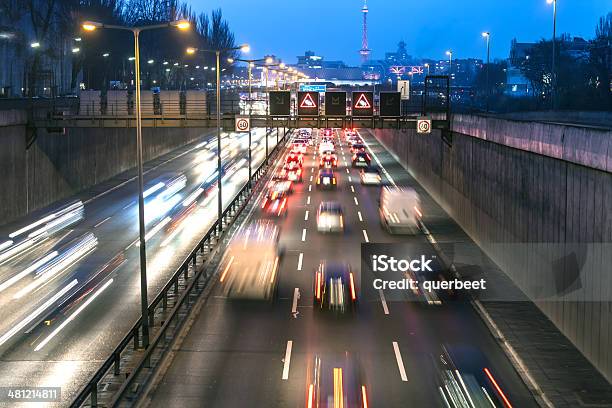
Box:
(317, 201), (344, 233)
(379, 186), (420, 234)
(360, 166), (381, 185)
(318, 142), (335, 155)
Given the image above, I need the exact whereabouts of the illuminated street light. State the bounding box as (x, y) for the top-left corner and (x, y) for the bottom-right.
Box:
(30, 42), (40, 48)
(265, 56), (274, 64)
(102, 53), (110, 57)
(81, 18), (190, 350)
(72, 47), (80, 53)
(147, 59), (154, 64)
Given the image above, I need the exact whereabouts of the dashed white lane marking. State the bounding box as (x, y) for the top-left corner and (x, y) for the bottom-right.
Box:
(292, 288), (300, 313)
(308, 185), (312, 192)
(379, 289), (390, 315)
(282, 341), (293, 380)
(350, 186), (355, 193)
(311, 168), (314, 173)
(301, 228), (307, 242)
(346, 168), (350, 174)
(357, 211), (363, 222)
(392, 342), (409, 382)
(307, 196), (311, 205)
(297, 253), (304, 271)
(348, 176), (352, 182)
(304, 210), (309, 221)
(94, 217), (111, 228)
(354, 197), (359, 206)
(309, 175), (313, 182)
(362, 229), (369, 242)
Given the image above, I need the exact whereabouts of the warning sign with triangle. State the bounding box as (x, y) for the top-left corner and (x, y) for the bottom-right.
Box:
(352, 91), (373, 117)
(297, 91), (319, 116)
(300, 93), (316, 108)
(354, 93), (372, 109)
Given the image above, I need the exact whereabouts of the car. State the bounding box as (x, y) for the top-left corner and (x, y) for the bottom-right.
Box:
(320, 136), (335, 146)
(316, 168), (337, 189)
(267, 179), (292, 195)
(379, 186), (421, 234)
(319, 151), (338, 168)
(291, 140), (308, 155)
(261, 189), (288, 217)
(352, 152), (371, 167)
(360, 166), (381, 185)
(285, 152), (304, 166)
(318, 142), (335, 155)
(348, 136), (362, 147)
(281, 163), (303, 182)
(350, 143), (366, 154)
(313, 261), (357, 313)
(316, 201), (344, 232)
(322, 128), (333, 137)
(306, 353), (369, 408)
(219, 220), (281, 300)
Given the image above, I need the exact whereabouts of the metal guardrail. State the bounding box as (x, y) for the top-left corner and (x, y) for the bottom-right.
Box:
(70, 130), (291, 408)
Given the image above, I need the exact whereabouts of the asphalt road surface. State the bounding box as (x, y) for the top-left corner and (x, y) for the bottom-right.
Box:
(146, 128), (538, 408)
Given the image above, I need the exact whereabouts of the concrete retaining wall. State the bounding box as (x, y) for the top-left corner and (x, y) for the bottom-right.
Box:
(373, 121), (612, 381)
(0, 110), (211, 225)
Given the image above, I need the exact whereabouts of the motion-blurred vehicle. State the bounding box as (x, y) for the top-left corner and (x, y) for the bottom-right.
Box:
(285, 152), (304, 167)
(348, 135), (362, 147)
(313, 261), (357, 313)
(318, 142), (335, 155)
(316, 169), (337, 190)
(291, 139), (308, 154)
(267, 179), (293, 195)
(316, 201), (344, 233)
(282, 162), (303, 182)
(379, 186), (421, 234)
(360, 166), (381, 185)
(352, 152), (371, 168)
(261, 189), (288, 217)
(319, 151), (338, 168)
(322, 128), (333, 137)
(219, 220), (281, 300)
(306, 353), (369, 408)
(350, 143), (366, 154)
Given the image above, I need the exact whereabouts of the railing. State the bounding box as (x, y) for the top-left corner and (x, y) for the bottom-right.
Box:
(70, 129), (291, 408)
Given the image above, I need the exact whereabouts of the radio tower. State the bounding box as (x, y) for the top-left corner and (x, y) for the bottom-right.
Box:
(359, 0), (370, 64)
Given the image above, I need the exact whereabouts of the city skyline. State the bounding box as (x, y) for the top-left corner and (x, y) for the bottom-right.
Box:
(193, 0), (610, 65)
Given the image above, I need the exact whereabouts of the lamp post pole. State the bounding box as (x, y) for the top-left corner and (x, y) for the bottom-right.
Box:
(82, 19), (191, 349)
(215, 50), (223, 228)
(482, 32), (490, 113)
(550, 0), (557, 109)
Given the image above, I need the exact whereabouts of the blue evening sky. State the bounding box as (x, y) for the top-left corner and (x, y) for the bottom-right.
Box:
(192, 0), (610, 65)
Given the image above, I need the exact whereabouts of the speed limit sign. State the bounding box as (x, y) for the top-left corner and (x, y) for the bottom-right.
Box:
(235, 116), (250, 132)
(417, 117), (432, 134)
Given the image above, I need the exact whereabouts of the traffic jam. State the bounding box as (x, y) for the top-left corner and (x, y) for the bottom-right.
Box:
(216, 127), (518, 408)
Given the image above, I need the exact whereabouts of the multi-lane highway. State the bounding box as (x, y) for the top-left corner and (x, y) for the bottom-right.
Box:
(145, 128), (538, 407)
(0, 128), (279, 406)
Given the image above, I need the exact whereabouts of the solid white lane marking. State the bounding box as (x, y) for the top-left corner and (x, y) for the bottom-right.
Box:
(297, 253), (303, 271)
(301, 229), (307, 242)
(350, 186), (355, 193)
(354, 197), (359, 206)
(357, 211), (363, 222)
(282, 341), (293, 380)
(291, 288), (300, 315)
(307, 196), (311, 205)
(94, 217), (111, 228)
(362, 229), (369, 242)
(379, 289), (390, 315)
(392, 342), (409, 381)
(304, 210), (309, 221)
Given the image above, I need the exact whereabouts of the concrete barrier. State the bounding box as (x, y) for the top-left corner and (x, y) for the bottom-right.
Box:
(0, 110), (212, 225)
(373, 120), (612, 382)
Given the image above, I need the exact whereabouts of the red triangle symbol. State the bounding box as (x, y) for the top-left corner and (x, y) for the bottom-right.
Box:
(354, 93), (371, 109)
(300, 93), (317, 108)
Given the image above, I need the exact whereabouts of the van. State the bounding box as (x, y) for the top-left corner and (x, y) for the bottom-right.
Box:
(379, 186), (420, 234)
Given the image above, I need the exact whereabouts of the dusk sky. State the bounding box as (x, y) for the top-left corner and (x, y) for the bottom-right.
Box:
(193, 0), (610, 65)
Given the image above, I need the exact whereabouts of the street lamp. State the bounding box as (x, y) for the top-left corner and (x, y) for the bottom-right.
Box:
(424, 63), (430, 75)
(82, 18), (190, 349)
(482, 32), (490, 112)
(547, 0), (557, 109)
(227, 56), (268, 186)
(446, 50), (453, 78)
(186, 43), (249, 231)
(30, 42), (40, 48)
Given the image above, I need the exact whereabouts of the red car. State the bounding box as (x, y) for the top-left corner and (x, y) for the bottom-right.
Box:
(261, 189), (288, 217)
(319, 152), (338, 168)
(285, 152), (303, 167)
